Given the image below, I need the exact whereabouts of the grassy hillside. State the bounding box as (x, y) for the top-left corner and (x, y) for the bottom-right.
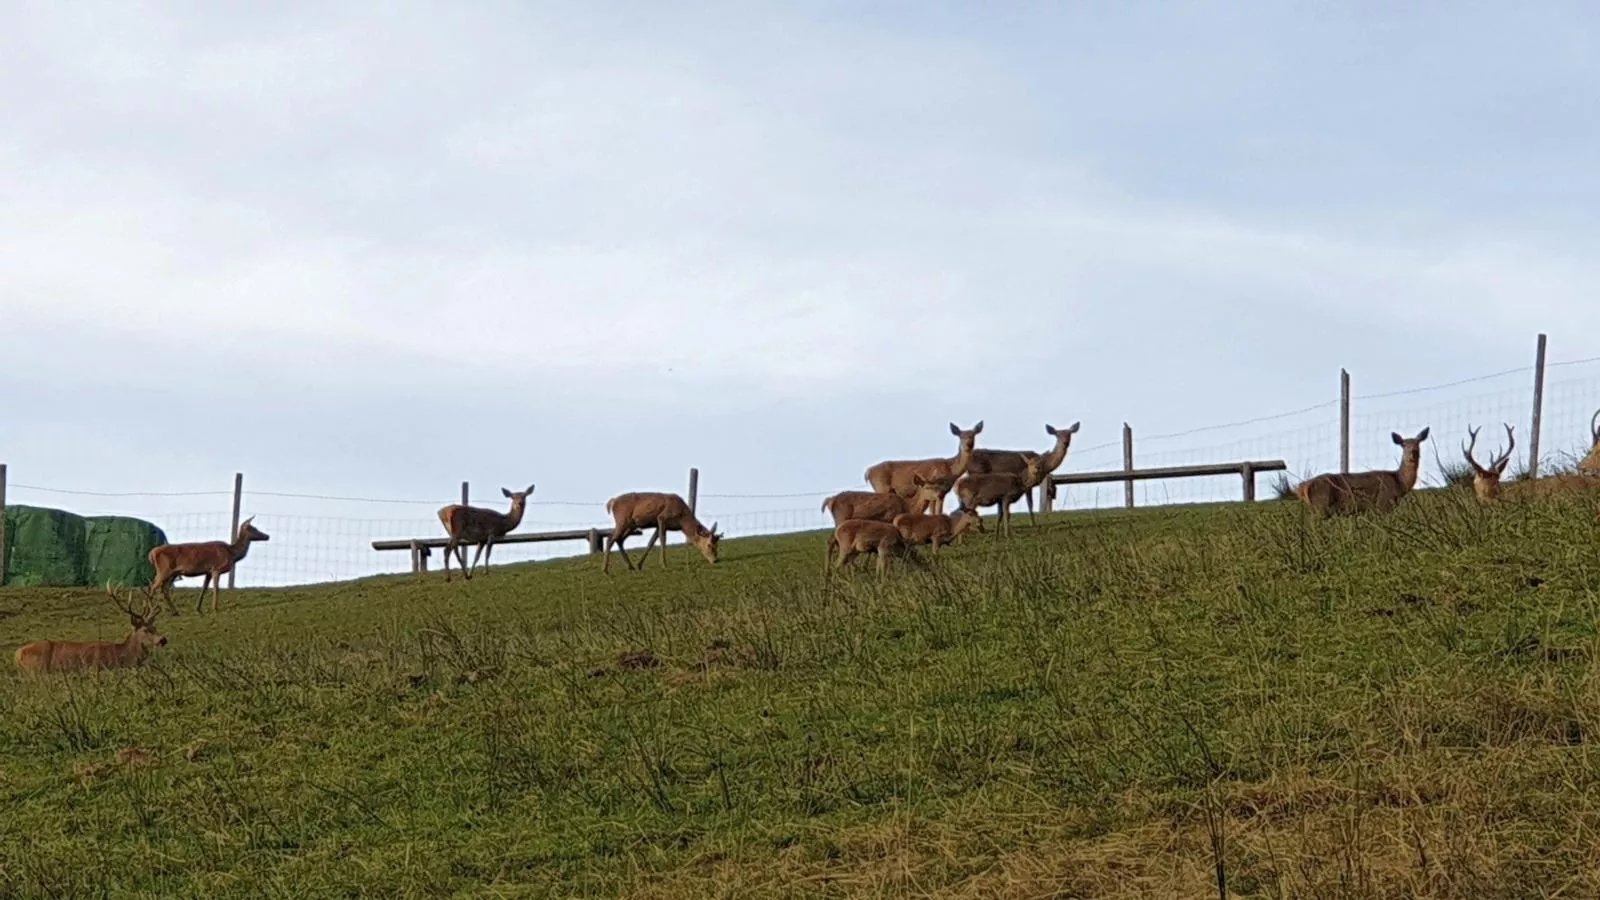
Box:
(3, 490), (1600, 897)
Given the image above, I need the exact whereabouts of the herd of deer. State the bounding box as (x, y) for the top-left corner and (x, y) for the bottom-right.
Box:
(15, 411), (1600, 674)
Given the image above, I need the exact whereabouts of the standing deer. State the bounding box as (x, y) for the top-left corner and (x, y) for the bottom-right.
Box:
(148, 517), (271, 615)
(603, 492), (722, 574)
(966, 421), (1081, 508)
(822, 475), (951, 527)
(865, 421), (983, 501)
(1295, 427), (1430, 517)
(954, 456), (1050, 536)
(436, 485), (535, 582)
(824, 519), (929, 576)
(891, 507), (984, 559)
(15, 585), (167, 674)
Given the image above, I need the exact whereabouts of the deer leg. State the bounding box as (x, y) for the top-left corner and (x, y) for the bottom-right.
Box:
(481, 538), (495, 574)
(195, 574), (211, 615)
(657, 520), (670, 568)
(615, 532), (637, 571)
(211, 569), (223, 614)
(468, 540), (487, 578)
(442, 538), (456, 581)
(154, 573), (179, 616)
(1025, 491), (1036, 526)
(636, 529), (659, 570)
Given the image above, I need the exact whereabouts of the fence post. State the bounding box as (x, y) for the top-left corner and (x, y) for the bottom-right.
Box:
(587, 528), (602, 554)
(1340, 368), (1351, 473)
(461, 481), (469, 506)
(226, 472), (243, 590)
(1122, 423), (1135, 509)
(1241, 461), (1256, 502)
(0, 463), (7, 587)
(688, 467), (699, 516)
(1040, 477), (1054, 515)
(1528, 332), (1548, 479)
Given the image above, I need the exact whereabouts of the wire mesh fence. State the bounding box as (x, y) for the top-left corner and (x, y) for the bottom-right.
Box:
(5, 341), (1599, 588)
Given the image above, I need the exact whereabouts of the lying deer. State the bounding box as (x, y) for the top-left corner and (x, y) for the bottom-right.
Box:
(966, 421), (1080, 506)
(891, 507), (984, 559)
(15, 585), (167, 674)
(437, 484), (535, 582)
(1464, 422), (1600, 503)
(603, 491), (722, 574)
(865, 421), (983, 501)
(822, 475), (951, 527)
(1295, 427), (1430, 517)
(954, 456), (1049, 536)
(148, 516), (271, 615)
(824, 518), (928, 576)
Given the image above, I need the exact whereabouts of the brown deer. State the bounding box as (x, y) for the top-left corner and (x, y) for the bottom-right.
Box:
(954, 456), (1050, 536)
(1464, 422), (1600, 503)
(1581, 409), (1600, 474)
(822, 475), (952, 527)
(891, 507), (984, 559)
(865, 421), (983, 501)
(436, 485), (535, 582)
(603, 492), (722, 574)
(967, 421), (1080, 506)
(1295, 427), (1430, 517)
(148, 516), (272, 615)
(824, 519), (929, 576)
(1462, 423), (1516, 503)
(15, 585), (167, 674)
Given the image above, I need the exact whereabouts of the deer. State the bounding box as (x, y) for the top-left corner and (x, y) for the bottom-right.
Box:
(824, 518), (929, 576)
(15, 585), (167, 674)
(1464, 422), (1600, 503)
(822, 475), (952, 527)
(1294, 427), (1430, 517)
(1581, 409), (1600, 474)
(436, 484), (535, 582)
(891, 507), (984, 559)
(864, 421), (983, 502)
(966, 421), (1081, 508)
(148, 516), (271, 615)
(954, 455), (1050, 536)
(603, 491), (722, 574)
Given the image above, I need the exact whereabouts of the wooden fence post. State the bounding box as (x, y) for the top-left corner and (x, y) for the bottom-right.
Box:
(1040, 477), (1054, 515)
(226, 472), (243, 590)
(1122, 424), (1134, 509)
(461, 481), (469, 506)
(0, 463), (8, 587)
(587, 528), (602, 554)
(1241, 461), (1256, 502)
(1340, 368), (1351, 474)
(1528, 332), (1548, 479)
(688, 467), (699, 516)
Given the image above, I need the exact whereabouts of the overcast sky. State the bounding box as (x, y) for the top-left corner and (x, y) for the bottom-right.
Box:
(4, 0), (1599, 517)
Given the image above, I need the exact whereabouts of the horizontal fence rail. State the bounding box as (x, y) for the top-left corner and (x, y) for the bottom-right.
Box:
(373, 529), (606, 573)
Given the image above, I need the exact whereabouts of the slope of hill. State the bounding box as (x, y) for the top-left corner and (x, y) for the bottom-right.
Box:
(3, 491), (1599, 897)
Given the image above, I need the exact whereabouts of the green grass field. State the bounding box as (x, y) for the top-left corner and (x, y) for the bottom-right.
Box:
(4, 488), (1600, 898)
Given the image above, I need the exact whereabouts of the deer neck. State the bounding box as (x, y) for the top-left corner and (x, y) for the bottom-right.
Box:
(946, 442), (975, 477)
(1396, 450), (1422, 492)
(230, 533), (255, 563)
(503, 498), (528, 532)
(117, 631), (148, 664)
(1038, 438), (1071, 476)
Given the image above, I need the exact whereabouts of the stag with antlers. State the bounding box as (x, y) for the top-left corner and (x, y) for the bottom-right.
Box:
(437, 485), (535, 582)
(148, 517), (272, 615)
(1463, 423), (1516, 503)
(15, 585), (168, 674)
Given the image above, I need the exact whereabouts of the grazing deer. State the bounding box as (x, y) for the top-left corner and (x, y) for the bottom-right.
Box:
(822, 475), (951, 527)
(148, 517), (271, 615)
(603, 492), (722, 574)
(1295, 427), (1430, 517)
(891, 507), (984, 559)
(436, 485), (535, 582)
(955, 456), (1049, 536)
(824, 518), (928, 576)
(15, 585), (167, 674)
(865, 421), (983, 501)
(967, 421), (1081, 506)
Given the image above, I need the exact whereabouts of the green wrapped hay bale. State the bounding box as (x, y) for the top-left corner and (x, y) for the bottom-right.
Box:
(84, 515), (168, 588)
(2, 505), (89, 587)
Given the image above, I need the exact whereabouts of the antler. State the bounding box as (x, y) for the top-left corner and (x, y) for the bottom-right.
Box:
(106, 582), (157, 623)
(1495, 423), (1516, 471)
(1591, 409), (1600, 444)
(1462, 426), (1486, 475)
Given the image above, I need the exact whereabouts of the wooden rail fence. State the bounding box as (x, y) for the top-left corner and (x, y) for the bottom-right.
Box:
(372, 529), (607, 574)
(1042, 459), (1288, 511)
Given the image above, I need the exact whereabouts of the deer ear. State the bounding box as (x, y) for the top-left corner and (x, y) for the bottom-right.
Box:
(949, 422), (960, 436)
(1045, 425), (1057, 436)
(1417, 427), (1430, 441)
(1392, 432), (1403, 445)
(1067, 421), (1080, 433)
(501, 487), (513, 498)
(973, 420), (983, 433)
(526, 484), (535, 495)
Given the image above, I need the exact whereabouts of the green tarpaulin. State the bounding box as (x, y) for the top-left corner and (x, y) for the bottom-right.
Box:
(2, 506), (168, 588)
(84, 516), (168, 587)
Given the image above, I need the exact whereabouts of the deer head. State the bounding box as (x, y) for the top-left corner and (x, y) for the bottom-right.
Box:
(236, 516), (271, 544)
(1581, 409), (1600, 474)
(1463, 424), (1515, 502)
(949, 420), (983, 455)
(1390, 426), (1431, 489)
(911, 474), (956, 513)
(500, 484), (536, 503)
(952, 506), (985, 535)
(107, 584), (167, 649)
(691, 522), (722, 564)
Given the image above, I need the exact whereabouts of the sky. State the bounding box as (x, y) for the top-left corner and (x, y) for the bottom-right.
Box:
(3, 0), (1600, 529)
